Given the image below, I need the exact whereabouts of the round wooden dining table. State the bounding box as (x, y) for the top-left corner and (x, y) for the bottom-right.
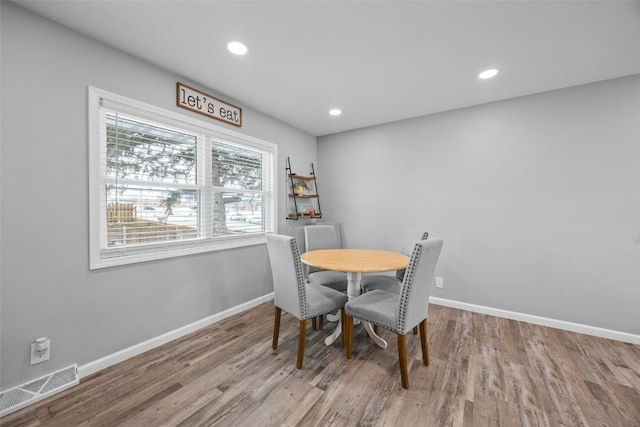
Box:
(300, 248), (409, 348)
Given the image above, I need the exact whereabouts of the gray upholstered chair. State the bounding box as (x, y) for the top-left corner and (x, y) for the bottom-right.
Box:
(266, 233), (348, 368)
(361, 229), (429, 294)
(304, 224), (348, 292)
(344, 238), (443, 388)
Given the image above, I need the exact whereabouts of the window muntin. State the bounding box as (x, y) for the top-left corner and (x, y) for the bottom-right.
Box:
(89, 87), (276, 269)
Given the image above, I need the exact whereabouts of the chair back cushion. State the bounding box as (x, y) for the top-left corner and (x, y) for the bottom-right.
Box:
(397, 238), (443, 333)
(304, 224), (341, 274)
(266, 233), (307, 319)
(396, 229), (429, 280)
(288, 224), (307, 254)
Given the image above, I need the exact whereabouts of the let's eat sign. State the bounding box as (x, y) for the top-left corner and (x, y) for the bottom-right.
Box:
(176, 82), (242, 127)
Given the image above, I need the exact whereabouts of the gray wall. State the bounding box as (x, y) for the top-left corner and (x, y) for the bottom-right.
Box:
(0, 2), (316, 389)
(318, 74), (640, 336)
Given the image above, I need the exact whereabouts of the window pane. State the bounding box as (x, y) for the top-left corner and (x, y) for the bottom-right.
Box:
(106, 185), (199, 247)
(212, 141), (262, 190)
(213, 192), (264, 235)
(106, 114), (197, 185)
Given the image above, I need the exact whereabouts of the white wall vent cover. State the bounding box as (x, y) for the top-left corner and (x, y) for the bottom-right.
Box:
(0, 364), (78, 418)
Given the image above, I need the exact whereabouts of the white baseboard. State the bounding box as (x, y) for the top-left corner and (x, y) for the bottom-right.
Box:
(430, 296), (640, 345)
(78, 293), (274, 379)
(78, 292), (638, 381)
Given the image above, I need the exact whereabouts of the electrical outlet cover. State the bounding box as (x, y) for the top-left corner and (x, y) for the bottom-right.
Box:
(30, 340), (50, 365)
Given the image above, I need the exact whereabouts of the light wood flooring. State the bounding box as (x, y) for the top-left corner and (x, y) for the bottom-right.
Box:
(2, 302), (640, 426)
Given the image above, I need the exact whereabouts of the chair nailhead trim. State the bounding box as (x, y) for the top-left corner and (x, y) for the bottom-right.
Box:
(291, 237), (344, 320)
(290, 238), (309, 318)
(397, 243), (422, 333)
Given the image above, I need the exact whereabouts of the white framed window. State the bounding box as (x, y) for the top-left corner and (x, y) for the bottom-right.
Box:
(88, 87), (276, 269)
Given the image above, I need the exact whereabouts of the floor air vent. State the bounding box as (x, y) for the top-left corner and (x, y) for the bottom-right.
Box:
(0, 365), (78, 418)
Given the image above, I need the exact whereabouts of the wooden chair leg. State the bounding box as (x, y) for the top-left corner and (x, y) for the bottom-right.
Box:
(413, 326), (418, 335)
(312, 317), (317, 330)
(272, 306), (282, 349)
(419, 319), (429, 366)
(373, 325), (380, 335)
(319, 314), (324, 330)
(296, 319), (307, 369)
(398, 334), (409, 389)
(345, 314), (353, 359)
(341, 309), (346, 347)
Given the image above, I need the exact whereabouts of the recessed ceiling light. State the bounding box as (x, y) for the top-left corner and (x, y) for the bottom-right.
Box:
(227, 41), (248, 55)
(329, 109), (342, 116)
(478, 68), (500, 79)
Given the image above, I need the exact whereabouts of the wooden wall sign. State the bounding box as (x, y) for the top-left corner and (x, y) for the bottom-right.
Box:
(176, 82), (242, 127)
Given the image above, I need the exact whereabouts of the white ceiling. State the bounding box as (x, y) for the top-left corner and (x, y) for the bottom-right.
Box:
(12, 1), (640, 137)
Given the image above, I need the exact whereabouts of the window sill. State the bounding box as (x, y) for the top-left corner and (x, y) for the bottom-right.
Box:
(90, 234), (267, 270)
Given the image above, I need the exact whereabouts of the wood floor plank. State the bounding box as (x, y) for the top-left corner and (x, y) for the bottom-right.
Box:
(430, 354), (468, 426)
(236, 374), (324, 427)
(179, 392), (260, 427)
(2, 301), (639, 427)
(507, 362), (552, 427)
(112, 363), (234, 427)
(301, 328), (404, 425)
(609, 382), (640, 422)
